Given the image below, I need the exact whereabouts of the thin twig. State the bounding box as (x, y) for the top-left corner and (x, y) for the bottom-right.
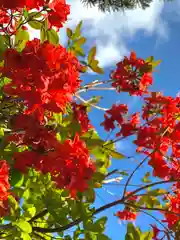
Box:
(139, 209), (174, 239)
(77, 87), (115, 94)
(124, 202), (180, 217)
(75, 94), (108, 111)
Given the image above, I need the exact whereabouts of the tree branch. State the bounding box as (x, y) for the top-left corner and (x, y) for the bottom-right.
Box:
(29, 209), (48, 223)
(32, 179), (177, 233)
(75, 94), (108, 111)
(124, 202), (180, 216)
(139, 209), (174, 239)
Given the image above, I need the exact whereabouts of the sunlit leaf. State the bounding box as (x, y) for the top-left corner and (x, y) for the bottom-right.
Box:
(28, 20), (42, 29)
(10, 168), (24, 187)
(47, 28), (59, 45)
(88, 46), (96, 65)
(13, 219), (32, 233)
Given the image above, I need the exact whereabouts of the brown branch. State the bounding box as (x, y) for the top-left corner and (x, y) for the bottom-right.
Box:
(122, 154), (150, 197)
(29, 209), (48, 223)
(105, 169), (119, 178)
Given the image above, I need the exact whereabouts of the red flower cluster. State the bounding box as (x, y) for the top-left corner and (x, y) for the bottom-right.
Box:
(111, 51), (153, 96)
(48, 0), (70, 29)
(0, 0), (46, 9)
(101, 103), (140, 137)
(0, 0), (70, 35)
(101, 104), (128, 131)
(8, 114), (95, 197)
(72, 103), (93, 134)
(115, 209), (137, 221)
(134, 93), (180, 178)
(1, 39), (81, 122)
(0, 160), (10, 201)
(132, 93), (180, 227)
(163, 193), (180, 228)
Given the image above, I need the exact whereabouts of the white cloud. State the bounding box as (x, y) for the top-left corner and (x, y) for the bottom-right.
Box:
(26, 25), (40, 40)
(62, 0), (167, 68)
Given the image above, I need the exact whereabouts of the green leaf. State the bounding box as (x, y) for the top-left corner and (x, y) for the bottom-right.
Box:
(28, 20), (42, 29)
(88, 46), (96, 65)
(72, 20), (83, 40)
(119, 171), (129, 176)
(145, 56), (154, 63)
(40, 27), (46, 43)
(15, 29), (30, 52)
(20, 232), (31, 240)
(85, 232), (97, 240)
(151, 60), (161, 68)
(8, 195), (20, 219)
(15, 29), (30, 41)
(85, 217), (107, 233)
(125, 234), (134, 240)
(147, 189), (167, 196)
(72, 46), (85, 57)
(13, 219), (32, 233)
(81, 130), (104, 149)
(47, 29), (59, 45)
(127, 223), (140, 240)
(0, 35), (7, 59)
(95, 216), (107, 228)
(84, 188), (95, 203)
(108, 149), (125, 159)
(10, 168), (24, 187)
(23, 8), (28, 18)
(28, 11), (42, 19)
(90, 59), (104, 74)
(23, 204), (36, 219)
(142, 172), (151, 183)
(97, 234), (111, 240)
(73, 37), (86, 47)
(142, 231), (153, 240)
(22, 189), (30, 200)
(0, 128), (4, 136)
(1, 77), (11, 86)
(86, 96), (102, 106)
(53, 113), (62, 125)
(66, 28), (73, 38)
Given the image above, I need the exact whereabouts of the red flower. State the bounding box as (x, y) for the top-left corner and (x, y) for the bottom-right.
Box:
(111, 51), (153, 96)
(9, 117), (95, 198)
(48, 0), (70, 30)
(151, 225), (161, 240)
(0, 0), (46, 9)
(101, 104), (128, 131)
(72, 103), (93, 134)
(0, 199), (9, 217)
(48, 134), (96, 197)
(115, 209), (137, 221)
(163, 193), (180, 228)
(2, 39), (81, 122)
(0, 160), (10, 201)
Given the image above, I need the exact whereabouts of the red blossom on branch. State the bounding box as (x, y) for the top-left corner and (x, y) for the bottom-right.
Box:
(115, 209), (137, 221)
(1, 39), (81, 122)
(111, 51), (153, 96)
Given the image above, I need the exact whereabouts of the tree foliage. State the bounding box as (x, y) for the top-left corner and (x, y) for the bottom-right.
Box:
(81, 0), (152, 12)
(80, 0), (174, 12)
(0, 1), (179, 240)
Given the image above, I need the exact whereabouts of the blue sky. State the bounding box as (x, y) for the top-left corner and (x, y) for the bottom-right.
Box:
(29, 0), (180, 238)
